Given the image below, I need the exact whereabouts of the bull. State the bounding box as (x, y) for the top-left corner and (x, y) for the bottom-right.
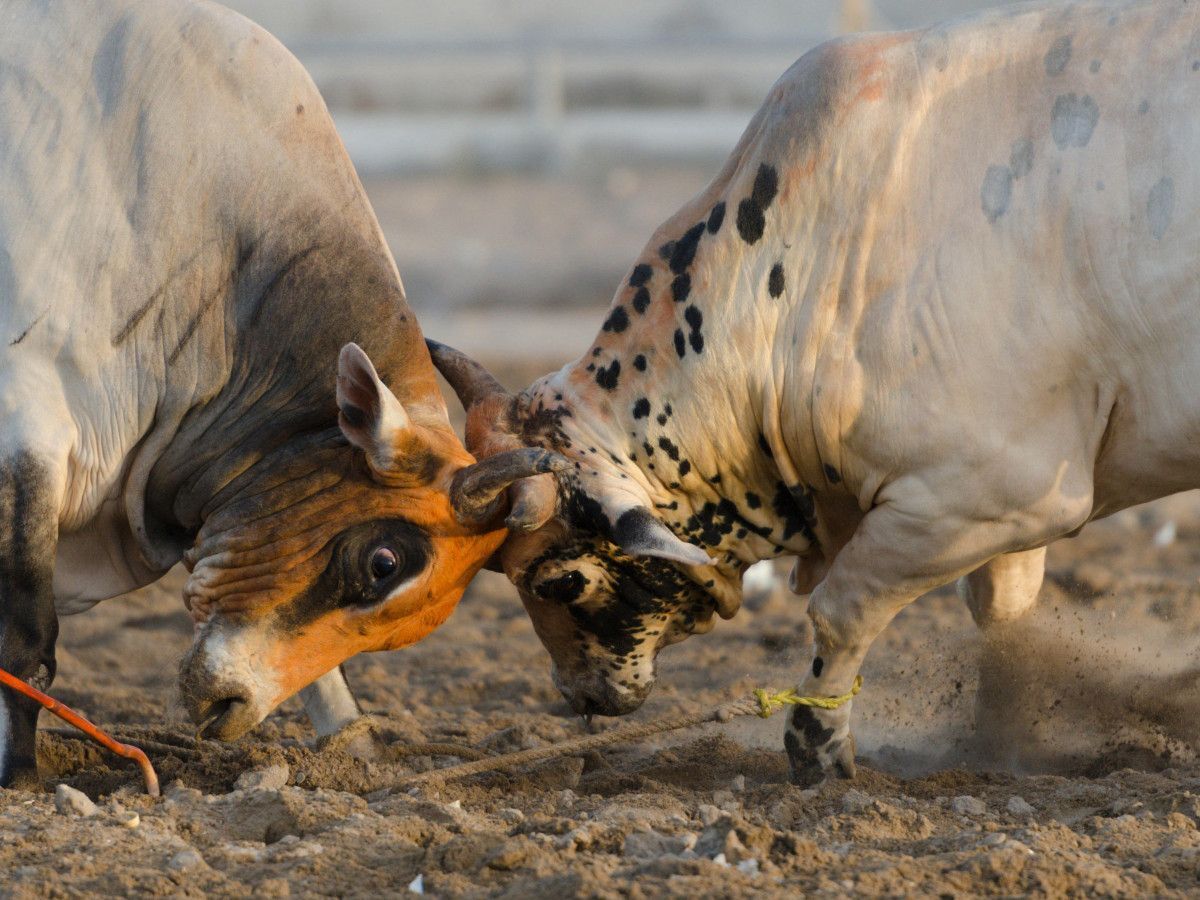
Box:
(429, 0), (1200, 783)
(0, 0), (550, 786)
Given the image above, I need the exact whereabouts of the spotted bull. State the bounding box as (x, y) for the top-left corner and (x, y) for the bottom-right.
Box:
(430, 0), (1200, 784)
(0, 0), (556, 787)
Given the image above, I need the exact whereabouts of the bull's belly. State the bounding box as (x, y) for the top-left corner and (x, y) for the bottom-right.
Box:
(1089, 391), (1200, 520)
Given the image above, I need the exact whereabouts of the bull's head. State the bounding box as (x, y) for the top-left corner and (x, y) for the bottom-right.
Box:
(427, 341), (734, 719)
(177, 342), (563, 739)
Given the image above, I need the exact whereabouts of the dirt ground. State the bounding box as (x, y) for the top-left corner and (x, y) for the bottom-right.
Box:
(5, 165), (1200, 894)
(4, 351), (1200, 896)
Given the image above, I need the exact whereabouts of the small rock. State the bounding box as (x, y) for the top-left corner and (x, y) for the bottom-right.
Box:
(623, 830), (697, 858)
(712, 852), (729, 867)
(737, 858), (760, 875)
(118, 812), (140, 829)
(730, 775), (746, 793)
(221, 843), (267, 864)
(696, 819), (749, 862)
(1154, 520), (1177, 547)
(486, 838), (532, 870)
(712, 788), (736, 806)
(165, 781), (202, 804)
(236, 763), (290, 792)
(841, 788), (872, 814)
(407, 873), (424, 894)
(981, 832), (1007, 847)
(498, 808), (525, 825)
(54, 784), (98, 817)
(167, 849), (205, 872)
(698, 804), (723, 826)
(951, 795), (987, 816)
(1007, 796), (1036, 817)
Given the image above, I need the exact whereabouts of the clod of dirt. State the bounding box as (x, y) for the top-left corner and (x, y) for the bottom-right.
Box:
(54, 784), (98, 817)
(167, 849), (206, 872)
(841, 788), (872, 813)
(235, 763), (290, 792)
(1007, 795), (1036, 816)
(216, 787), (367, 844)
(951, 795), (988, 816)
(622, 829), (696, 858)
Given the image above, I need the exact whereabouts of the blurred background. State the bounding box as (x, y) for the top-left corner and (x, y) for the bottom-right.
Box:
(222, 0), (1013, 369)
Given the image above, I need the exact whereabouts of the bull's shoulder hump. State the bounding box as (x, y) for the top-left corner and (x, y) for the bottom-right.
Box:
(164, 0), (325, 110)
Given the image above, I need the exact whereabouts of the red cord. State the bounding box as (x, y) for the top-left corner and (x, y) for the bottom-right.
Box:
(0, 667), (159, 796)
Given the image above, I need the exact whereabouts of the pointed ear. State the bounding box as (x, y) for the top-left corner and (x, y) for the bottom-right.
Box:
(336, 342), (411, 471)
(611, 506), (711, 567)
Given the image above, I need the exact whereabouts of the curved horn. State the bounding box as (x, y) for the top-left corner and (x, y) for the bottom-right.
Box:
(426, 339), (508, 410)
(450, 447), (569, 525)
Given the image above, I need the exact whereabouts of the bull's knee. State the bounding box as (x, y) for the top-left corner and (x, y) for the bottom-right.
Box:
(959, 547), (1046, 629)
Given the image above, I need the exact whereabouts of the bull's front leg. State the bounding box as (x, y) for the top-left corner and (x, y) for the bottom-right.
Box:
(785, 500), (1044, 786)
(300, 666), (362, 737)
(0, 455), (60, 788)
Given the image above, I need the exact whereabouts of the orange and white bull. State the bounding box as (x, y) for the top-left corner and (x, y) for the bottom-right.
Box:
(0, 0), (552, 786)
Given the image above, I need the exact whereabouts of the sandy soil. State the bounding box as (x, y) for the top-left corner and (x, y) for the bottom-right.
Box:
(3, 358), (1200, 897)
(5, 154), (1200, 894)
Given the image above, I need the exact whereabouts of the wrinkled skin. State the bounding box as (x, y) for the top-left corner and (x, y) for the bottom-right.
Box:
(174, 344), (508, 740)
(0, 0), (533, 785)
(430, 0), (1200, 784)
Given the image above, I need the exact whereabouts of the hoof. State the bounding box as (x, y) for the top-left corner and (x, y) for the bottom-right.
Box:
(786, 726), (856, 786)
(315, 715), (386, 762)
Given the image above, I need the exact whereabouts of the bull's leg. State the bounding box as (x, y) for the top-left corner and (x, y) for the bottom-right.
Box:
(0, 454), (59, 788)
(959, 547), (1047, 765)
(301, 666), (387, 760)
(300, 665), (361, 737)
(784, 501), (1058, 786)
(958, 547), (1046, 628)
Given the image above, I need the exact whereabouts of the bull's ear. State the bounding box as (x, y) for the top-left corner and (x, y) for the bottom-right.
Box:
(336, 342), (411, 470)
(611, 507), (711, 567)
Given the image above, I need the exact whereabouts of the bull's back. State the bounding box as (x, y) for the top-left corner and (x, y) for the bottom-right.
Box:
(767, 1), (1200, 512)
(0, 1), (395, 594)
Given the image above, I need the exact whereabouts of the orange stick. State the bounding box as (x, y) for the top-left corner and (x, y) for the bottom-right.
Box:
(0, 667), (160, 797)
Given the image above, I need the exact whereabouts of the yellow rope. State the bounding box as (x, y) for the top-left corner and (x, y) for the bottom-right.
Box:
(753, 675), (863, 718)
(371, 676), (867, 790)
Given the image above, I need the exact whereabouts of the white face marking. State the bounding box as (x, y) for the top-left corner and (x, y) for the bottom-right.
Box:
(380, 573), (422, 605)
(192, 625), (283, 721)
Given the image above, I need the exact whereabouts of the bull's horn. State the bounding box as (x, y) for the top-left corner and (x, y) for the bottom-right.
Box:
(426, 339), (508, 409)
(451, 448), (569, 525)
(612, 507), (712, 566)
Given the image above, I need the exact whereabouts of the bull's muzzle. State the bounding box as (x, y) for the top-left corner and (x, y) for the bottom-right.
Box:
(177, 630), (278, 741)
(552, 664), (653, 718)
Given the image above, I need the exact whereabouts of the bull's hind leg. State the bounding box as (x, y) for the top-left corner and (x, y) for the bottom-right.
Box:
(960, 547), (1047, 766)
(958, 547), (1046, 629)
(0, 453), (59, 787)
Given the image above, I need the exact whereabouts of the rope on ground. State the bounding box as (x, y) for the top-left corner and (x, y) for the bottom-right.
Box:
(387, 741), (491, 762)
(377, 678), (863, 791)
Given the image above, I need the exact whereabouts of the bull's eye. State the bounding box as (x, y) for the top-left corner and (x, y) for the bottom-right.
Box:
(369, 547), (399, 581)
